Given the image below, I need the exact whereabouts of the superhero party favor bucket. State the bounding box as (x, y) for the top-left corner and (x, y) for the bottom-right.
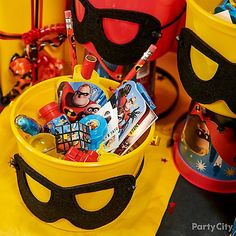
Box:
(10, 65), (155, 231)
(177, 0), (236, 118)
(174, 103), (236, 193)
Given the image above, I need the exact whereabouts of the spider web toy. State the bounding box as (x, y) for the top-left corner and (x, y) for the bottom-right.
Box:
(55, 121), (91, 154)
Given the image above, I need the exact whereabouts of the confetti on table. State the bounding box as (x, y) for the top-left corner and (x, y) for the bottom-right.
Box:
(168, 201), (176, 214)
(161, 158), (168, 163)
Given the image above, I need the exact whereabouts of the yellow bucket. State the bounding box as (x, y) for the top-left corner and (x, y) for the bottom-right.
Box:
(10, 66), (155, 231)
(185, 0), (236, 118)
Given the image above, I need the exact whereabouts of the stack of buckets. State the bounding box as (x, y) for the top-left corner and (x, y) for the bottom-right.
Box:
(10, 66), (154, 231)
(174, 0), (236, 193)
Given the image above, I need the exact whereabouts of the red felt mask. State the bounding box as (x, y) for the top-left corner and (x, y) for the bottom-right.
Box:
(71, 0), (186, 65)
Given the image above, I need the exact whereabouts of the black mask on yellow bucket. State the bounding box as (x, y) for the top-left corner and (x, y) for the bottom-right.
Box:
(12, 154), (144, 229)
(71, 0), (162, 65)
(177, 28), (236, 114)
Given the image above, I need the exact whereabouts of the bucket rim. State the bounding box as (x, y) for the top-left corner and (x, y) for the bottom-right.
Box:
(10, 76), (155, 169)
(188, 0), (236, 30)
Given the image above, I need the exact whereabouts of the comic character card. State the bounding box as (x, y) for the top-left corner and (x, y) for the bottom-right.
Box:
(109, 80), (147, 146)
(97, 102), (119, 152)
(114, 108), (157, 155)
(57, 82), (107, 122)
(55, 121), (91, 154)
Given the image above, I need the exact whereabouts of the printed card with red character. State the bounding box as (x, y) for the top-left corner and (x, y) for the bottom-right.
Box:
(57, 81), (107, 122)
(109, 81), (151, 146)
(114, 108), (157, 155)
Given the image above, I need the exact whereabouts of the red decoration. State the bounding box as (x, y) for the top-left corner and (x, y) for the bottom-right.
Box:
(9, 56), (31, 76)
(37, 50), (64, 83)
(161, 158), (168, 163)
(168, 201), (176, 214)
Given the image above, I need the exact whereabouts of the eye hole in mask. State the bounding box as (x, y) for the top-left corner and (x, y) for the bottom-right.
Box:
(26, 174), (51, 203)
(75, 188), (114, 211)
(177, 28), (236, 114)
(102, 18), (139, 45)
(190, 46), (219, 81)
(75, 0), (85, 22)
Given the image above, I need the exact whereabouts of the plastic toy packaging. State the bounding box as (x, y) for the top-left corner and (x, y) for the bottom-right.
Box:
(55, 121), (91, 154)
(80, 114), (108, 150)
(214, 0), (236, 23)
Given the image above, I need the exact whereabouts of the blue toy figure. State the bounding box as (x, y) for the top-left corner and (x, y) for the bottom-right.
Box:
(15, 115), (42, 136)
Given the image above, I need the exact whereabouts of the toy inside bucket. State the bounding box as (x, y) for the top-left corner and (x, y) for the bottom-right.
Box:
(10, 65), (155, 231)
(178, 0), (236, 118)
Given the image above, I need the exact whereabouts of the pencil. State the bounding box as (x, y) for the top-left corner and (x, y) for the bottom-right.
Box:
(64, 10), (77, 72)
(124, 44), (157, 82)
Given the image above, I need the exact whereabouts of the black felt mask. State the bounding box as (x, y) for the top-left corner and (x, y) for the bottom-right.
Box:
(71, 0), (161, 65)
(12, 154), (144, 229)
(177, 28), (236, 114)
